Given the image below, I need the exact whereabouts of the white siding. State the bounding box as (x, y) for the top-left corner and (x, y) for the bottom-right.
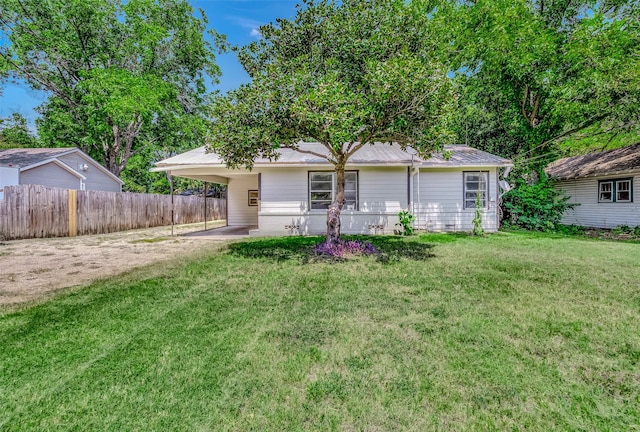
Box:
(0, 167), (20, 200)
(20, 163), (80, 190)
(58, 153), (121, 192)
(255, 166), (408, 235)
(556, 172), (640, 228)
(227, 175), (259, 226)
(413, 168), (499, 232)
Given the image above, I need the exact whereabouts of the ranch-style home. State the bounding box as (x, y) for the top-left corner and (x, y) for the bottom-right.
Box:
(546, 143), (640, 228)
(153, 142), (512, 236)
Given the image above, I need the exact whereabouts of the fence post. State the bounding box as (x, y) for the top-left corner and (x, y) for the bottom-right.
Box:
(68, 189), (77, 237)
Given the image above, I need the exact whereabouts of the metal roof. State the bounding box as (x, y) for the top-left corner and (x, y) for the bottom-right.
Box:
(546, 143), (640, 180)
(155, 142), (512, 169)
(421, 145), (512, 167)
(0, 148), (76, 168)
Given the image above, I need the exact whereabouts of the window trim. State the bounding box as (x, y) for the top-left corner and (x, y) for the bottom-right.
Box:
(598, 178), (633, 203)
(463, 171), (489, 210)
(308, 170), (359, 211)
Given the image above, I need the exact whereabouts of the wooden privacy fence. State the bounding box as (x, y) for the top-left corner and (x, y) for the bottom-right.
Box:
(0, 185), (226, 240)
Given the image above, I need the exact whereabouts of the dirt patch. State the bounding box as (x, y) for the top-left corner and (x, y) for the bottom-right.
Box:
(0, 221), (231, 307)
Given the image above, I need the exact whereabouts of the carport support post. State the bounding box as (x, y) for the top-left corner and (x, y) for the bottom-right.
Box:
(204, 182), (208, 231)
(169, 171), (174, 237)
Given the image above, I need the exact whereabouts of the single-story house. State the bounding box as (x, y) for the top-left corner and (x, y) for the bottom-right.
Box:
(546, 143), (640, 228)
(0, 148), (123, 198)
(153, 142), (512, 236)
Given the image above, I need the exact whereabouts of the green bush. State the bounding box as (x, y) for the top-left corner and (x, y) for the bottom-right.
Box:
(395, 210), (415, 236)
(556, 224), (586, 236)
(612, 225), (632, 235)
(633, 226), (640, 237)
(502, 171), (575, 231)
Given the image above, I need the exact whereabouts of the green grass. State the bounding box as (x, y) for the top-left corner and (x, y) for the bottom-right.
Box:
(1, 233), (639, 431)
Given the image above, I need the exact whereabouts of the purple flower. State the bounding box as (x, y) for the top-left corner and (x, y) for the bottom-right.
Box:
(313, 239), (378, 257)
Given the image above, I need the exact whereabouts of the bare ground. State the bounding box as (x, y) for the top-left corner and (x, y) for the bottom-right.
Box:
(0, 221), (231, 307)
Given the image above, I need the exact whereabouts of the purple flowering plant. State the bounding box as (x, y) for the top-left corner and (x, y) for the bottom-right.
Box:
(313, 238), (378, 258)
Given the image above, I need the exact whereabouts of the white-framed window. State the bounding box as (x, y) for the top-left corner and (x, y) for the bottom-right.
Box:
(309, 171), (358, 210)
(598, 178), (633, 203)
(598, 181), (613, 202)
(463, 171), (488, 209)
(616, 179), (631, 202)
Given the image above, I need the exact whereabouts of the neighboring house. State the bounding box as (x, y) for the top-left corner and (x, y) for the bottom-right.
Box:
(153, 143), (512, 235)
(0, 148), (123, 198)
(546, 143), (640, 228)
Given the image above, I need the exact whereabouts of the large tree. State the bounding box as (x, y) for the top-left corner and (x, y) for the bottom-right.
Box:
(448, 0), (640, 162)
(209, 0), (455, 243)
(0, 0), (218, 176)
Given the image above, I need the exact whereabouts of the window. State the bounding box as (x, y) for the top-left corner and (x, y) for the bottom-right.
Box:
(616, 179), (631, 202)
(464, 171), (488, 209)
(598, 178), (633, 203)
(309, 171), (358, 210)
(599, 181), (613, 202)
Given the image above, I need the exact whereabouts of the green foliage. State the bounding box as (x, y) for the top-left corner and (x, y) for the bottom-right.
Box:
(447, 0), (640, 159)
(395, 210), (415, 236)
(555, 224), (586, 236)
(0, 113), (38, 149)
(634, 226), (640, 237)
(0, 0), (218, 176)
(502, 171), (575, 231)
(210, 0), (455, 168)
(612, 225), (632, 235)
(472, 193), (484, 236)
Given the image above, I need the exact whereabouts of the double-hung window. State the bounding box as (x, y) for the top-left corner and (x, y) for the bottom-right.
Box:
(463, 171), (489, 209)
(309, 171), (358, 210)
(599, 178), (633, 203)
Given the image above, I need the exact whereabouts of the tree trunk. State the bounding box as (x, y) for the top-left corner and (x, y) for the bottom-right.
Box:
(326, 163), (346, 244)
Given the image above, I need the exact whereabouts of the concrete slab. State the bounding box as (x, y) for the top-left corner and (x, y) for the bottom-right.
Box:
(181, 225), (256, 239)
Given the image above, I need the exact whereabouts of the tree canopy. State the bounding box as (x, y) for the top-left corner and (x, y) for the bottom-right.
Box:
(0, 0), (219, 176)
(0, 113), (38, 149)
(209, 0), (455, 241)
(448, 0), (640, 164)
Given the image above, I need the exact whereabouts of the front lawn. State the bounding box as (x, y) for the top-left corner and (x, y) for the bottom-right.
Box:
(1, 233), (639, 431)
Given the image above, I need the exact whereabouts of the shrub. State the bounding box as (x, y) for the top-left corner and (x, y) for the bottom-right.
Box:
(395, 210), (415, 236)
(502, 170), (575, 231)
(633, 226), (640, 237)
(612, 225), (632, 235)
(556, 224), (586, 236)
(472, 193), (484, 236)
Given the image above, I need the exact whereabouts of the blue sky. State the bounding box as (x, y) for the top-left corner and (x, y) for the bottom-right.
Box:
(0, 0), (300, 128)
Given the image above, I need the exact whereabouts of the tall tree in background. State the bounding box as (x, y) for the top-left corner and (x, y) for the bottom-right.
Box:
(209, 0), (455, 243)
(0, 113), (37, 149)
(0, 0), (219, 176)
(449, 0), (640, 163)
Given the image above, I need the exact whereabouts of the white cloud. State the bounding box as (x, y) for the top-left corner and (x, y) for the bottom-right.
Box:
(226, 15), (263, 39)
(249, 28), (261, 39)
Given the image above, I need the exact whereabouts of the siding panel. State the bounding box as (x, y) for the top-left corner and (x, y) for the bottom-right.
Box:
(556, 172), (640, 228)
(414, 168), (499, 232)
(20, 163), (80, 190)
(58, 153), (121, 192)
(227, 175), (259, 226)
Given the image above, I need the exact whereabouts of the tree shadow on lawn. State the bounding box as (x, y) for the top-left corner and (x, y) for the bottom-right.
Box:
(226, 235), (436, 264)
